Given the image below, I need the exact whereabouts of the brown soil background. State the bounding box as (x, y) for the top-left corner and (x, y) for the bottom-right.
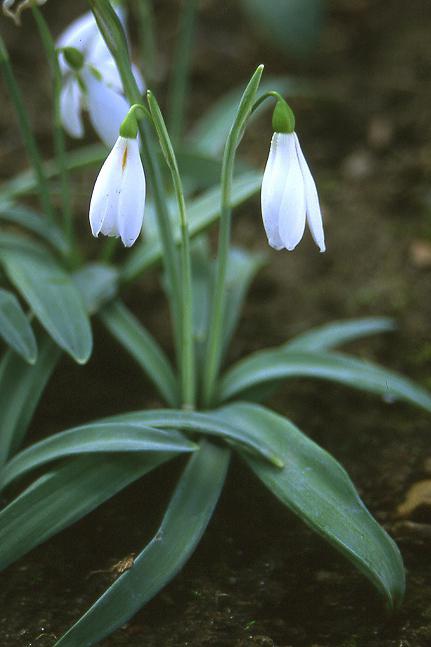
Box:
(1, 0), (431, 645)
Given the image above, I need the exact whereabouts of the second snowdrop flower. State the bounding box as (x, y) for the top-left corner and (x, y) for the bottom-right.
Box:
(89, 114), (146, 248)
(261, 97), (325, 253)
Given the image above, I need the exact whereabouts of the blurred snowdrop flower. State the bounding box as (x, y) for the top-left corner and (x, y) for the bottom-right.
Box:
(57, 8), (144, 147)
(89, 134), (146, 247)
(261, 98), (325, 253)
(2, 0), (47, 25)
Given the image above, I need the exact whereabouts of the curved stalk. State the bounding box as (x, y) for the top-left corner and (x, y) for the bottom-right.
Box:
(201, 65), (264, 408)
(88, 0), (182, 357)
(147, 91), (195, 409)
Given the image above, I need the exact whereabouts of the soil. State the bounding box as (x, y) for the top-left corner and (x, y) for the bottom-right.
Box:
(1, 0), (431, 645)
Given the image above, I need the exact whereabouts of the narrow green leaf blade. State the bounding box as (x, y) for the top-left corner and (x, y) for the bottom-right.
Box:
(220, 349), (431, 413)
(121, 171), (262, 282)
(222, 247), (266, 356)
(1, 246), (93, 363)
(0, 454), (170, 571)
(2, 422), (196, 489)
(0, 202), (68, 254)
(285, 317), (395, 352)
(55, 441), (229, 647)
(0, 287), (37, 363)
(100, 300), (178, 407)
(73, 264), (118, 315)
(0, 333), (60, 466)
(216, 402), (405, 609)
(115, 409), (283, 467)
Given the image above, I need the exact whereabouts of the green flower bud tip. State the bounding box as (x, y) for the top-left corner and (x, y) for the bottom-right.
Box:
(62, 46), (84, 71)
(119, 111), (139, 139)
(272, 98), (295, 134)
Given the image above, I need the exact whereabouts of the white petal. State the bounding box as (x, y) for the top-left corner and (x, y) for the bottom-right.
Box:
(261, 133), (292, 250)
(117, 139), (146, 247)
(83, 69), (130, 148)
(294, 133), (326, 252)
(89, 137), (125, 238)
(60, 78), (84, 139)
(56, 11), (98, 74)
(278, 138), (306, 251)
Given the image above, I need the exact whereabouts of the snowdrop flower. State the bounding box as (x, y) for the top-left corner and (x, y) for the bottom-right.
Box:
(2, 0), (47, 25)
(57, 8), (144, 148)
(261, 98), (325, 253)
(89, 117), (146, 247)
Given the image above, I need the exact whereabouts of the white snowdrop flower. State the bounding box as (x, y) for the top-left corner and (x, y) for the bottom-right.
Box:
(57, 7), (145, 148)
(261, 97), (325, 253)
(89, 136), (146, 248)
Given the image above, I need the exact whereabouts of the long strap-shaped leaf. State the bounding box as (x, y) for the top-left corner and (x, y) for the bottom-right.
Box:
(55, 441), (229, 647)
(0, 287), (37, 363)
(213, 402), (405, 609)
(0, 245), (92, 363)
(0, 453), (171, 571)
(1, 422), (197, 489)
(284, 317), (395, 352)
(100, 300), (178, 407)
(0, 333), (60, 467)
(121, 171), (262, 283)
(219, 349), (431, 412)
(111, 409), (283, 467)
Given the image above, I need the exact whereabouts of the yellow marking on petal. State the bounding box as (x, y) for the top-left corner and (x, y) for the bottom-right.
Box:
(121, 145), (128, 172)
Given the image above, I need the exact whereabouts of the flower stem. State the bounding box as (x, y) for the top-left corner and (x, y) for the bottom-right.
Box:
(0, 34), (54, 224)
(31, 6), (75, 263)
(89, 0), (182, 384)
(201, 65), (264, 408)
(167, 0), (198, 145)
(147, 91), (195, 409)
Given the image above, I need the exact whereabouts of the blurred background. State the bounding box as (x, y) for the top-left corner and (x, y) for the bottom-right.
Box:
(1, 1), (431, 645)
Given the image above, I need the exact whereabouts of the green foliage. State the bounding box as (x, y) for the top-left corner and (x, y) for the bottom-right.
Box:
(215, 403), (404, 609)
(55, 441), (229, 647)
(0, 288), (37, 363)
(0, 243), (92, 363)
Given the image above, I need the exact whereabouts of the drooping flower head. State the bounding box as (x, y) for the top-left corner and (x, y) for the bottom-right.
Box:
(261, 96), (325, 253)
(56, 7), (144, 148)
(89, 111), (146, 248)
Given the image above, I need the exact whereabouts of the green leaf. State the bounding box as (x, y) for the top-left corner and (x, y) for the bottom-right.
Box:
(100, 300), (178, 407)
(0, 201), (68, 254)
(121, 171), (262, 283)
(55, 441), (229, 647)
(0, 245), (93, 363)
(1, 422), (197, 489)
(73, 264), (119, 315)
(0, 144), (105, 202)
(219, 349), (431, 413)
(240, 0), (324, 59)
(0, 453), (171, 571)
(190, 241), (265, 378)
(0, 287), (37, 363)
(115, 408), (283, 468)
(0, 333), (60, 467)
(285, 317), (395, 352)
(189, 76), (311, 157)
(215, 402), (405, 609)
(222, 247), (266, 357)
